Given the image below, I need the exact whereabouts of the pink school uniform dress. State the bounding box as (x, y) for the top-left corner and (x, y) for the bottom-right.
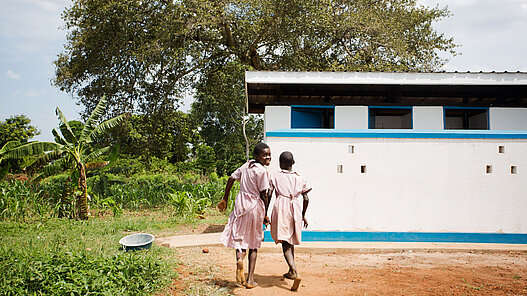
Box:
(220, 160), (270, 250)
(270, 170), (312, 245)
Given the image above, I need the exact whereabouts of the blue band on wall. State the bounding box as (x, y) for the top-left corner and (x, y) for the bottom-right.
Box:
(263, 231), (527, 244)
(266, 129), (527, 139)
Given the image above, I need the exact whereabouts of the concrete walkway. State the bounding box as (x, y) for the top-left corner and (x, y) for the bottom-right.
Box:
(156, 232), (527, 251)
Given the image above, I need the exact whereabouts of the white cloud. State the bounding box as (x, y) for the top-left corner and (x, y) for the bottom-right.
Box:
(0, 0), (69, 55)
(6, 69), (21, 79)
(14, 89), (46, 97)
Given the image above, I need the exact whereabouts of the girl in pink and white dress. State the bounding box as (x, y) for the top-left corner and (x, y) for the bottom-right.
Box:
(269, 151), (311, 291)
(217, 143), (272, 289)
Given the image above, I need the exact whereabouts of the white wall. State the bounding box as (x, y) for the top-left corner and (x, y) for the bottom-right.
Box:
(266, 136), (527, 234)
(413, 107), (444, 130)
(490, 108), (527, 130)
(334, 106), (368, 129)
(264, 106), (291, 132)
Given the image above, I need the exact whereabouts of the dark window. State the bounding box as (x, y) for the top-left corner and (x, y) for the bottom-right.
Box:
(291, 106), (334, 129)
(369, 107), (412, 129)
(444, 108), (488, 130)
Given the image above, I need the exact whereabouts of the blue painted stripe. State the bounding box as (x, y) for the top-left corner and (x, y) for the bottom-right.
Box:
(263, 231), (527, 244)
(291, 105), (335, 109)
(265, 129), (527, 139)
(369, 106), (413, 109)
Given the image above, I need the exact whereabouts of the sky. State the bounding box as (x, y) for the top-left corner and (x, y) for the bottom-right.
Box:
(1, 0), (527, 142)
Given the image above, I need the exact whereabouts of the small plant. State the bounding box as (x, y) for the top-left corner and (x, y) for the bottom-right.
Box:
(461, 278), (484, 291)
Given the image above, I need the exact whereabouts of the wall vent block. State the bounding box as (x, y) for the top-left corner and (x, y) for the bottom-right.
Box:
(361, 165), (367, 174)
(348, 145), (354, 154)
(499, 146), (505, 153)
(337, 165), (343, 174)
(511, 166), (517, 174)
(486, 165), (492, 174)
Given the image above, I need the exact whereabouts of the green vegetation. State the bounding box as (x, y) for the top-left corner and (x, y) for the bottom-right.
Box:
(0, 1), (459, 293)
(0, 171), (233, 295)
(0, 211), (206, 295)
(5, 96), (128, 219)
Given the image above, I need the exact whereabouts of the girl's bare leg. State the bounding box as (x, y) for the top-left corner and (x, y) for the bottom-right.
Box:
(282, 242), (298, 278)
(235, 249), (246, 285)
(282, 242), (301, 291)
(246, 249), (258, 288)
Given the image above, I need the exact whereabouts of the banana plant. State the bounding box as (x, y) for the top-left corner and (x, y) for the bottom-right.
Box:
(5, 96), (128, 220)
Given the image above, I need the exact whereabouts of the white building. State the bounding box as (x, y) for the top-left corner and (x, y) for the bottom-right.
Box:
(246, 71), (527, 244)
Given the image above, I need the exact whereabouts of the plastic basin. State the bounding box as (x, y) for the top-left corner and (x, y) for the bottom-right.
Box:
(119, 233), (155, 251)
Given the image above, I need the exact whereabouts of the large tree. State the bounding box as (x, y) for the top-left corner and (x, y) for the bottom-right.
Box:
(0, 115), (40, 146)
(0, 115), (40, 173)
(191, 61), (263, 174)
(54, 0), (456, 170)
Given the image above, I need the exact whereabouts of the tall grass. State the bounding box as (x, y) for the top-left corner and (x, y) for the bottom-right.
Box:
(0, 172), (238, 221)
(87, 173), (237, 218)
(0, 180), (62, 221)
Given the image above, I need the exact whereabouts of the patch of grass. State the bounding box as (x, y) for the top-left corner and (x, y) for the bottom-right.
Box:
(0, 209), (227, 295)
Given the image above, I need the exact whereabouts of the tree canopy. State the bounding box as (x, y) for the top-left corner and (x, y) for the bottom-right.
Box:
(53, 0), (456, 173)
(0, 115), (40, 146)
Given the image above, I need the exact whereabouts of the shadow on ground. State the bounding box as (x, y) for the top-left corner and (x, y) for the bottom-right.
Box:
(201, 224), (225, 233)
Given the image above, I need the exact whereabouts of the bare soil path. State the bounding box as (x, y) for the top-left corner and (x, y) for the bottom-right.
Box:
(171, 245), (527, 295)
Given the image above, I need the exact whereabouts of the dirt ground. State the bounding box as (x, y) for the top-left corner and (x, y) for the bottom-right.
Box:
(171, 245), (527, 296)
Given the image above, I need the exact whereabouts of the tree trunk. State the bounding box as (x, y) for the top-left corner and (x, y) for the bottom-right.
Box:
(60, 176), (73, 218)
(243, 86), (250, 160)
(77, 163), (89, 220)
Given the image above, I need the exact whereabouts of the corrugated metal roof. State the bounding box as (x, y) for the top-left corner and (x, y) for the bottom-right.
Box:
(246, 71), (527, 86)
(245, 71), (527, 113)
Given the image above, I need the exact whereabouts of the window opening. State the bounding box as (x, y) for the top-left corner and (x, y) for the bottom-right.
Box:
(369, 107), (412, 129)
(291, 106), (334, 129)
(444, 107), (488, 130)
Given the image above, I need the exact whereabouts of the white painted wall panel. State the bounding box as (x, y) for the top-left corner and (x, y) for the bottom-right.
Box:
(413, 107), (444, 130)
(266, 137), (527, 233)
(334, 106), (368, 129)
(264, 106), (291, 132)
(490, 108), (527, 130)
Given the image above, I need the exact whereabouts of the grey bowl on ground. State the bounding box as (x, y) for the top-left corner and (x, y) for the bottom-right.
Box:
(119, 233), (155, 251)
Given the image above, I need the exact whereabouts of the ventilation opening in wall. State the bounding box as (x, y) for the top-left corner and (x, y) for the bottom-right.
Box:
(368, 107), (412, 129)
(444, 107), (488, 130)
(486, 165), (492, 174)
(361, 165), (367, 173)
(348, 145), (354, 153)
(291, 106), (334, 129)
(337, 165), (343, 174)
(511, 166), (517, 174)
(499, 146), (505, 153)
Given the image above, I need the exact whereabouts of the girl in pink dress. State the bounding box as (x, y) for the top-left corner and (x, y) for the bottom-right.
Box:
(269, 151), (311, 291)
(217, 143), (271, 289)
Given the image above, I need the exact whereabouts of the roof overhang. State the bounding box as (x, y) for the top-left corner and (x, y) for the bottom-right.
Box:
(246, 71), (527, 113)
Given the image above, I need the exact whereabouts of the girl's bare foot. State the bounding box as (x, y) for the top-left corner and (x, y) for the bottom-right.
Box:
(283, 271), (296, 279)
(236, 259), (245, 286)
(291, 277), (302, 291)
(245, 281), (258, 289)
